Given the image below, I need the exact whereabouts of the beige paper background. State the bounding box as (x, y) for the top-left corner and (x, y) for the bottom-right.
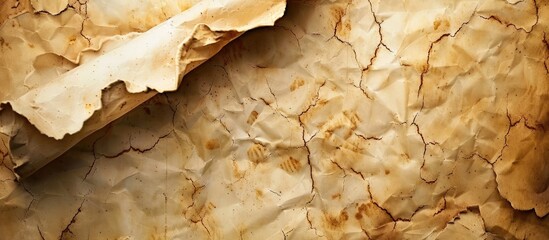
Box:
(1, 0), (548, 239)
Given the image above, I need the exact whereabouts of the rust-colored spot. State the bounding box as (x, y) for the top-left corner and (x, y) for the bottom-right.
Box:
(384, 169), (390, 175)
(68, 36), (77, 45)
(85, 103), (93, 111)
(336, 18), (352, 38)
(188, 201), (217, 223)
(433, 18), (450, 31)
(321, 111), (361, 141)
(332, 193), (341, 200)
(247, 111), (259, 124)
(205, 139), (220, 150)
(255, 189), (263, 199)
(324, 210), (349, 229)
(247, 143), (267, 163)
(232, 161), (243, 179)
(280, 156), (302, 173)
(355, 203), (393, 227)
(290, 78), (305, 91)
(330, 6), (345, 24)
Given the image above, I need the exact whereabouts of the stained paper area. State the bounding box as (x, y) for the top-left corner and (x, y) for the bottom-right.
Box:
(1, 0), (549, 239)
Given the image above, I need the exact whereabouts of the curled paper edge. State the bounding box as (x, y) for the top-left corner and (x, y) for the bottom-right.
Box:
(0, 0), (287, 178)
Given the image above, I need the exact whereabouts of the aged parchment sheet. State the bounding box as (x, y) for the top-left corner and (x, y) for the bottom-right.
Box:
(1, 0), (548, 239)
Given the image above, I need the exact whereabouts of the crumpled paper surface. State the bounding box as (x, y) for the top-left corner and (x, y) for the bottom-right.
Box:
(0, 0), (286, 177)
(1, 0), (549, 239)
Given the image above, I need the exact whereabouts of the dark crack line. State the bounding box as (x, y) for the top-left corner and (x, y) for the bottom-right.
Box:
(418, 10), (477, 96)
(478, 0), (539, 34)
(302, 126), (315, 194)
(420, 142), (441, 184)
(494, 109), (521, 163)
(99, 130), (173, 159)
(11, 0), (20, 9)
(361, 226), (372, 240)
(34, 5), (75, 16)
(297, 80), (326, 117)
(0, 139), (16, 179)
(268, 189), (282, 197)
(543, 33), (549, 75)
(433, 192), (448, 216)
(213, 115), (237, 147)
(330, 154), (365, 179)
(274, 25), (302, 52)
(367, 0), (392, 53)
(265, 77), (280, 109)
(329, 2), (375, 100)
(465, 153), (492, 166)
(305, 209), (324, 237)
(354, 133), (382, 142)
(20, 181), (35, 218)
(200, 219), (211, 237)
(411, 110), (435, 184)
(37, 225), (46, 240)
(367, 182), (396, 223)
(295, 80), (327, 194)
(185, 184), (210, 237)
(162, 93), (182, 128)
(185, 177), (204, 211)
(330, 159), (349, 177)
(411, 100), (443, 183)
(83, 125), (112, 181)
(349, 166), (365, 180)
(354, 0), (393, 101)
(367, 181), (413, 224)
(59, 199), (85, 239)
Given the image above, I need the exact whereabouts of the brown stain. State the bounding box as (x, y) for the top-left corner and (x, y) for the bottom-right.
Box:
(318, 99), (328, 106)
(68, 36), (77, 45)
(400, 153), (411, 162)
(205, 139), (220, 150)
(355, 203), (393, 227)
(322, 111), (360, 140)
(433, 18), (450, 31)
(330, 6), (345, 25)
(247, 110), (258, 124)
(324, 210), (349, 229)
(336, 16), (352, 38)
(247, 143), (267, 163)
(290, 78), (305, 91)
(332, 193), (341, 200)
(279, 156), (302, 173)
(188, 202), (217, 223)
(255, 189), (263, 199)
(232, 161), (243, 179)
(148, 226), (165, 240)
(85, 103), (93, 111)
(321, 111), (365, 156)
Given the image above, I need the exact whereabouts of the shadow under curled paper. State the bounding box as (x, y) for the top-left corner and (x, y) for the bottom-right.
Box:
(0, 0), (548, 239)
